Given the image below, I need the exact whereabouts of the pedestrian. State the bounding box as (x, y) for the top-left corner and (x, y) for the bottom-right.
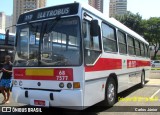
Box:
(0, 55), (12, 104)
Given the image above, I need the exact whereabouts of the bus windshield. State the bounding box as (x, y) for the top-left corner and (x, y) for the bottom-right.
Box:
(14, 17), (81, 67)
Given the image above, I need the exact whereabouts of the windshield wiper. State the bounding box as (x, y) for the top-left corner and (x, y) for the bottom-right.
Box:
(43, 16), (61, 36)
(38, 17), (61, 66)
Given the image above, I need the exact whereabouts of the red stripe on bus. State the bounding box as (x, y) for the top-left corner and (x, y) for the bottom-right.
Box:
(14, 68), (73, 81)
(85, 58), (122, 72)
(136, 60), (151, 67)
(127, 60), (150, 68)
(85, 58), (150, 72)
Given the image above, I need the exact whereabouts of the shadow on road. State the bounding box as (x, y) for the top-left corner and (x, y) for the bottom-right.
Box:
(118, 81), (149, 98)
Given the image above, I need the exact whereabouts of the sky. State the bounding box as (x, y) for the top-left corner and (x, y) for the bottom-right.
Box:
(0, 0), (160, 19)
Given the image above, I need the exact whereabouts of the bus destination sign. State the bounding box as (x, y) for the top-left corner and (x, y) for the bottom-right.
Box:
(37, 7), (70, 19)
(17, 3), (79, 24)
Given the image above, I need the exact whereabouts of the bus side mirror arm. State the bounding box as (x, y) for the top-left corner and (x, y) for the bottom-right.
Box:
(5, 25), (17, 45)
(5, 25), (17, 46)
(5, 29), (9, 45)
(5, 25), (16, 32)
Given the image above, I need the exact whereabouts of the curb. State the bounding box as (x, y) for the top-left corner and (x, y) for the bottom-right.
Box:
(145, 78), (160, 87)
(151, 68), (160, 70)
(145, 85), (160, 87)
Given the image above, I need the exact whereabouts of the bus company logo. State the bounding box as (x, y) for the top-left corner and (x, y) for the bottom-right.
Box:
(128, 60), (137, 68)
(2, 107), (11, 112)
(37, 7), (70, 19)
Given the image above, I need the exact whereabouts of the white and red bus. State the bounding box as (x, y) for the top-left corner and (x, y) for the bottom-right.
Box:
(12, 2), (151, 110)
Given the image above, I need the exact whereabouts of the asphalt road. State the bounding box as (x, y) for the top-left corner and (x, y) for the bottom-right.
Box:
(0, 72), (160, 115)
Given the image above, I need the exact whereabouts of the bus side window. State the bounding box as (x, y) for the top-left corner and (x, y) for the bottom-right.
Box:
(140, 42), (145, 57)
(83, 20), (101, 65)
(102, 23), (117, 53)
(83, 21), (90, 49)
(135, 39), (141, 56)
(117, 30), (127, 54)
(147, 45), (150, 58)
(127, 36), (135, 55)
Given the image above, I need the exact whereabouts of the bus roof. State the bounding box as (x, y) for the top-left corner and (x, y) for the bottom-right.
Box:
(108, 18), (148, 44)
(79, 2), (149, 45)
(18, 1), (148, 45)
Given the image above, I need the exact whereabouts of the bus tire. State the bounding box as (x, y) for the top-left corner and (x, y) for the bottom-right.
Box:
(104, 78), (117, 107)
(140, 71), (145, 88)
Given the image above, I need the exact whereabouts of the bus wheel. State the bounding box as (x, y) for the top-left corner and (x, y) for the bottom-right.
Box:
(104, 78), (117, 106)
(140, 71), (145, 88)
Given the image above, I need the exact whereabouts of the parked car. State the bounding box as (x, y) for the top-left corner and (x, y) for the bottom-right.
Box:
(151, 60), (160, 67)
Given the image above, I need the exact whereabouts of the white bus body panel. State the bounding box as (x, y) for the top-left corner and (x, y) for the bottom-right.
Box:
(12, 87), (83, 110)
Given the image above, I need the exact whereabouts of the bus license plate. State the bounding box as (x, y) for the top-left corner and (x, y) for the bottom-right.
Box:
(34, 100), (45, 106)
(30, 99), (49, 107)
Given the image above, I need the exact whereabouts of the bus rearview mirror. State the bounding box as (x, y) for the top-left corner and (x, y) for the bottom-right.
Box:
(90, 20), (99, 37)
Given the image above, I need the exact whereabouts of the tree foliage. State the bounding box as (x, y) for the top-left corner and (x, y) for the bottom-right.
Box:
(115, 11), (143, 35)
(143, 17), (160, 59)
(115, 12), (160, 59)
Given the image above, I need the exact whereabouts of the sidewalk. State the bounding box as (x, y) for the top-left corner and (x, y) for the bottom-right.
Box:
(146, 79), (160, 86)
(146, 71), (160, 86)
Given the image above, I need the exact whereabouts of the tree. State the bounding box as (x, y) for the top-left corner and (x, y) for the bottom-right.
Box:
(115, 12), (160, 59)
(115, 11), (144, 35)
(143, 17), (160, 59)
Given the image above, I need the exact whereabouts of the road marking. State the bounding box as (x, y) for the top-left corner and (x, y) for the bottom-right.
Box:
(150, 89), (160, 98)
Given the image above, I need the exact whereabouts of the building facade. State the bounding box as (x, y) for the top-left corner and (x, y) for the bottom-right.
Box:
(0, 12), (13, 32)
(88, 0), (103, 13)
(109, 0), (127, 17)
(13, 0), (46, 32)
(0, 12), (6, 31)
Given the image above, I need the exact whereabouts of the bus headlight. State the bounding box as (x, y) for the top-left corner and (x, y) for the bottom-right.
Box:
(59, 82), (64, 88)
(19, 81), (23, 86)
(67, 83), (72, 89)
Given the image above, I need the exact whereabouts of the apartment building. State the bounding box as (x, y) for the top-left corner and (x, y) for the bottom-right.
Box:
(5, 15), (13, 32)
(13, 0), (46, 32)
(0, 12), (6, 31)
(88, 0), (103, 13)
(109, 0), (127, 17)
